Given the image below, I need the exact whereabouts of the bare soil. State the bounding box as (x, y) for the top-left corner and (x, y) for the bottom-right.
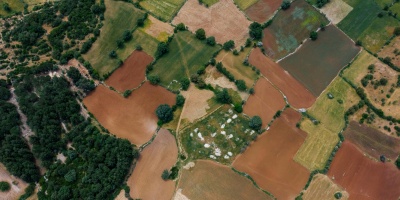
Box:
(180, 85), (215, 123)
(0, 163), (28, 200)
(245, 0), (282, 23)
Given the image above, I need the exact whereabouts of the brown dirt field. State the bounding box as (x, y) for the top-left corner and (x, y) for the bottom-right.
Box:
(302, 174), (349, 200)
(128, 129), (178, 200)
(343, 121), (400, 161)
(248, 48), (316, 108)
(180, 85), (215, 122)
(142, 15), (174, 41)
(327, 141), (400, 200)
(232, 108), (310, 200)
(172, 0), (251, 47)
(83, 83), (175, 145)
(105, 51), (153, 92)
(245, 0), (283, 23)
(243, 77), (286, 128)
(378, 36), (400, 67)
(177, 160), (273, 200)
(0, 163), (28, 200)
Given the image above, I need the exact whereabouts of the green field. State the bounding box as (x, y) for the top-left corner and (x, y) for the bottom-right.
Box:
(294, 77), (360, 170)
(233, 0), (259, 10)
(150, 31), (220, 87)
(202, 0), (219, 7)
(117, 30), (159, 59)
(83, 0), (145, 76)
(0, 0), (24, 17)
(342, 50), (375, 83)
(263, 0), (328, 59)
(181, 105), (255, 164)
(390, 3), (400, 16)
(373, 0), (393, 8)
(140, 0), (185, 21)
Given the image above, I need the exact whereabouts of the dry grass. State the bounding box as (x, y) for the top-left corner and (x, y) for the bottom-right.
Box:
(320, 0), (353, 24)
(139, 15), (174, 42)
(302, 174), (349, 200)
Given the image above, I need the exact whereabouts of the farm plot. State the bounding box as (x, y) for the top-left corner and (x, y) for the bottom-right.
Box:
(248, 48), (316, 108)
(139, 0), (185, 21)
(233, 109), (310, 200)
(0, 0), (24, 17)
(118, 29), (159, 59)
(139, 15), (174, 42)
(177, 160), (273, 200)
(378, 36), (400, 67)
(262, 0), (329, 60)
(343, 121), (400, 161)
(172, 0), (251, 47)
(83, 83), (175, 146)
(245, 0), (283, 23)
(302, 174), (349, 200)
(0, 163), (28, 200)
(149, 31), (219, 87)
(83, 0), (145, 76)
(319, 0), (353, 24)
(295, 77), (360, 171)
(128, 129), (177, 200)
(215, 47), (258, 88)
(201, 0), (219, 7)
(243, 77), (286, 128)
(279, 25), (360, 96)
(181, 105), (255, 164)
(327, 141), (400, 200)
(233, 0), (259, 10)
(105, 51), (153, 92)
(343, 50), (400, 119)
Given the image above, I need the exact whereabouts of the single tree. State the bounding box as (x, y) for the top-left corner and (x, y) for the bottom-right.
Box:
(161, 169), (170, 180)
(310, 31), (318, 41)
(156, 42), (169, 58)
(235, 80), (247, 91)
(176, 94), (185, 107)
(3, 3), (11, 12)
(206, 36), (216, 46)
(249, 22), (263, 40)
(195, 28), (206, 40)
(176, 23), (186, 31)
(123, 30), (132, 42)
(180, 77), (190, 90)
(281, 1), (291, 10)
(216, 88), (232, 104)
(249, 116), (262, 131)
(109, 50), (117, 58)
(0, 182), (10, 192)
(148, 75), (160, 85)
(223, 40), (235, 50)
(156, 104), (173, 123)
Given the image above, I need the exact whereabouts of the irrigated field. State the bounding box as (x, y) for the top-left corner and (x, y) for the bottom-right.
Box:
(0, 163), (28, 200)
(245, 0), (282, 23)
(177, 160), (273, 200)
(343, 50), (400, 118)
(233, 109), (310, 200)
(83, 0), (145, 76)
(295, 77), (360, 171)
(262, 0), (329, 60)
(83, 83), (175, 145)
(327, 141), (400, 200)
(128, 129), (178, 200)
(302, 174), (349, 200)
(249, 48), (316, 109)
(140, 15), (174, 42)
(319, 0), (353, 24)
(344, 121), (400, 161)
(139, 0), (185, 21)
(243, 77), (286, 128)
(172, 0), (251, 47)
(149, 31), (220, 87)
(279, 25), (360, 96)
(105, 51), (153, 92)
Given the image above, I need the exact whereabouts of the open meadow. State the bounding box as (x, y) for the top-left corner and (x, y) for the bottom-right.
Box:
(233, 108), (310, 200)
(0, 0), (24, 17)
(139, 0), (185, 22)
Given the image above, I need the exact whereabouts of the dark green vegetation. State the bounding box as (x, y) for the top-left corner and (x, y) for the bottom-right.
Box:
(249, 116), (263, 131)
(67, 67), (95, 94)
(156, 104), (174, 123)
(0, 181), (10, 192)
(0, 80), (40, 183)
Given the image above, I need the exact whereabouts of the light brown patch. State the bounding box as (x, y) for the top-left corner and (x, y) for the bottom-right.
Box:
(320, 0), (353, 24)
(180, 85), (215, 122)
(141, 15), (174, 41)
(0, 163), (28, 200)
(302, 174), (349, 200)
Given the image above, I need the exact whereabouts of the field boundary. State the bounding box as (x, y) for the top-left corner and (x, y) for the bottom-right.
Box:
(231, 167), (277, 199)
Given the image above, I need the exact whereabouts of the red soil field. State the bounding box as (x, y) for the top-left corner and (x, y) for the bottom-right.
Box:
(328, 141), (400, 200)
(83, 83), (175, 145)
(249, 48), (316, 108)
(233, 108), (310, 200)
(105, 51), (153, 92)
(243, 77), (286, 128)
(245, 0), (283, 23)
(128, 129), (178, 200)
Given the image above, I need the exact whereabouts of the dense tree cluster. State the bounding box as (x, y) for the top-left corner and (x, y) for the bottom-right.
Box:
(67, 67), (95, 94)
(215, 88), (232, 104)
(249, 22), (263, 40)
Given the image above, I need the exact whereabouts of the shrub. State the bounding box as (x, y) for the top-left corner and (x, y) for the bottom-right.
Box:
(249, 116), (262, 131)
(249, 88), (254, 94)
(394, 27), (400, 36)
(310, 31), (318, 41)
(206, 36), (216, 46)
(334, 192), (342, 199)
(0, 181), (10, 192)
(195, 28), (206, 40)
(109, 50), (117, 58)
(180, 77), (190, 90)
(215, 88), (232, 104)
(123, 30), (132, 42)
(123, 90), (132, 98)
(396, 156), (400, 169)
(176, 23), (186, 31)
(176, 94), (185, 107)
(281, 1), (291, 10)
(233, 103), (243, 113)
(156, 42), (169, 58)
(235, 80), (247, 91)
(249, 22), (263, 40)
(223, 40), (235, 51)
(156, 104), (173, 123)
(148, 75), (160, 85)
(161, 169), (170, 180)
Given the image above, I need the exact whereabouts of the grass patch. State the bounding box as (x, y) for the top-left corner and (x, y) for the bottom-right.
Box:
(181, 105), (254, 164)
(0, 0), (24, 17)
(233, 0), (259, 10)
(294, 77), (360, 170)
(390, 3), (400, 16)
(140, 0), (185, 21)
(150, 31), (220, 87)
(83, 0), (145, 76)
(117, 30), (159, 59)
(342, 50), (375, 82)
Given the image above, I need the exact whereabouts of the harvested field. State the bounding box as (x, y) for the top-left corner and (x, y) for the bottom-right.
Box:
(0, 163), (28, 200)
(302, 174), (349, 200)
(233, 108), (310, 200)
(245, 0), (283, 23)
(215, 47), (258, 88)
(344, 121), (400, 161)
(140, 15), (174, 42)
(83, 0), (145, 76)
(180, 85), (216, 123)
(172, 0), (251, 47)
(243, 77), (286, 128)
(177, 160), (273, 200)
(262, 0), (329, 60)
(105, 51), (153, 92)
(295, 77), (360, 170)
(327, 141), (400, 200)
(128, 129), (178, 200)
(249, 48), (316, 108)
(149, 31), (219, 87)
(343, 50), (400, 119)
(83, 83), (175, 145)
(279, 25), (360, 96)
(140, 0), (185, 21)
(378, 36), (400, 67)
(320, 0), (353, 24)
